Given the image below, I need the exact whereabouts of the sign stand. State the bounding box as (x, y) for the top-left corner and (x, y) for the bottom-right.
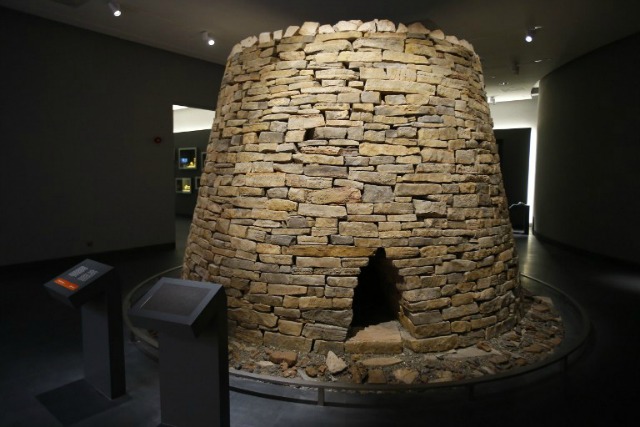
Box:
(43, 259), (126, 400)
(128, 277), (229, 427)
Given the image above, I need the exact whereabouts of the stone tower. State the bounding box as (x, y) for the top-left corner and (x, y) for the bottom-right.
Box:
(183, 20), (522, 354)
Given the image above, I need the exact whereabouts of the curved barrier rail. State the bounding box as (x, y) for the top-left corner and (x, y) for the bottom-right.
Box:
(124, 269), (591, 406)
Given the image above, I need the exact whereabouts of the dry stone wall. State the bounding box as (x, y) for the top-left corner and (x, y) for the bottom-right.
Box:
(183, 19), (522, 353)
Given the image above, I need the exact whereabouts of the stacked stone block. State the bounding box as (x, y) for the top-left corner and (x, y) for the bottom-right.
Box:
(183, 19), (522, 353)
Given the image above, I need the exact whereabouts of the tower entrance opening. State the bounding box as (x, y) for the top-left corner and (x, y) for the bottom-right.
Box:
(351, 248), (401, 328)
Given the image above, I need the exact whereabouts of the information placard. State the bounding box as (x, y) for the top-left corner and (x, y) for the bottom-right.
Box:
(44, 259), (115, 307)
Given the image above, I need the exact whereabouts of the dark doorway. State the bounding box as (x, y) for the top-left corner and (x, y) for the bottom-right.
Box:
(495, 128), (531, 207)
(351, 248), (401, 327)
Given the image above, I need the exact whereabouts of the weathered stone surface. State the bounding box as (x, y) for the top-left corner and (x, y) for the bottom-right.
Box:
(403, 334), (458, 352)
(364, 79), (436, 94)
(345, 321), (403, 354)
(302, 309), (353, 328)
(442, 302), (480, 320)
(326, 351), (348, 374)
(307, 187), (361, 204)
(299, 203), (347, 218)
(393, 368), (419, 384)
(264, 331), (313, 352)
(362, 184), (394, 202)
(244, 173), (286, 187)
(338, 222), (379, 237)
(288, 114), (326, 130)
(269, 350), (298, 367)
(413, 200), (447, 217)
(359, 143), (420, 157)
(303, 323), (348, 341)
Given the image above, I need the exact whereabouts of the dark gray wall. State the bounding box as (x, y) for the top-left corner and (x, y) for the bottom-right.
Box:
(0, 8), (223, 266)
(174, 130), (210, 217)
(535, 32), (640, 264)
(495, 128), (531, 207)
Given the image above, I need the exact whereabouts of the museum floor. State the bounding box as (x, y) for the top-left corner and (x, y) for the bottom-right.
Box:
(1, 217), (639, 427)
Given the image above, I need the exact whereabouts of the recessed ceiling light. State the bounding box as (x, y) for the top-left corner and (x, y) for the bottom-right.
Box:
(525, 26), (543, 43)
(201, 31), (215, 46)
(498, 81), (509, 86)
(107, 1), (121, 17)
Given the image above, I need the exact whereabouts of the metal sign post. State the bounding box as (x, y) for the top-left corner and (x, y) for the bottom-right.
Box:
(128, 277), (229, 427)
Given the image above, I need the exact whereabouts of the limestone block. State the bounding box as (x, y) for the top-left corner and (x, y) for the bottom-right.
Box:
(318, 24), (335, 34)
(240, 35), (258, 48)
(244, 173), (286, 187)
(278, 320), (303, 336)
(376, 19), (396, 32)
(429, 29), (445, 40)
(413, 200), (447, 217)
(333, 20), (360, 32)
(403, 335), (458, 353)
(383, 50), (429, 64)
(316, 68), (359, 80)
(302, 309), (353, 328)
(337, 51), (383, 62)
(358, 20), (378, 32)
(302, 324), (348, 341)
(296, 257), (341, 268)
(362, 184), (394, 202)
(284, 245), (375, 257)
(442, 302), (479, 320)
(326, 351), (348, 374)
(307, 187), (361, 204)
(303, 165), (348, 178)
(338, 222), (379, 237)
(327, 276), (358, 288)
(395, 183), (443, 196)
(292, 153), (344, 165)
(453, 194), (479, 208)
(403, 287), (442, 302)
(299, 203), (347, 218)
(264, 331), (312, 352)
(364, 79), (436, 94)
(299, 22), (320, 36)
(288, 114), (326, 129)
(283, 26), (300, 37)
(353, 37), (403, 52)
(385, 247), (420, 258)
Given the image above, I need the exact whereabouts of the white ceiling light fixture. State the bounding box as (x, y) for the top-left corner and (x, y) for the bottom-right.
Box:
(107, 0), (121, 17)
(201, 31), (215, 46)
(525, 26), (542, 43)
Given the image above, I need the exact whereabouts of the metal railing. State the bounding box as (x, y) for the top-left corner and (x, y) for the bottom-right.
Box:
(124, 269), (591, 406)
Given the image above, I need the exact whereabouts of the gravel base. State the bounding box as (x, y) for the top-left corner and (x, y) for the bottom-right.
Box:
(228, 290), (564, 385)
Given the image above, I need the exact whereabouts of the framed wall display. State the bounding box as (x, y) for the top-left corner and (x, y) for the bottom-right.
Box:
(175, 177), (192, 194)
(177, 147), (197, 170)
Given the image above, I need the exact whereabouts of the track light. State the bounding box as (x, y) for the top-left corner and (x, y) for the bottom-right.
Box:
(201, 31), (215, 46)
(108, 1), (121, 17)
(525, 26), (542, 43)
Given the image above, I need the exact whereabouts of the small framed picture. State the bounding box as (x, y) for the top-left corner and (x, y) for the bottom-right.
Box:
(177, 147), (197, 170)
(175, 177), (192, 194)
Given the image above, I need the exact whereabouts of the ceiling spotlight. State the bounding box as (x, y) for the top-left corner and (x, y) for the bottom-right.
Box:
(201, 31), (215, 46)
(525, 26), (542, 43)
(108, 1), (121, 17)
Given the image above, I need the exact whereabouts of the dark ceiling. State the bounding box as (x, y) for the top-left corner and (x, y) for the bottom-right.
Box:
(2, 0), (639, 101)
